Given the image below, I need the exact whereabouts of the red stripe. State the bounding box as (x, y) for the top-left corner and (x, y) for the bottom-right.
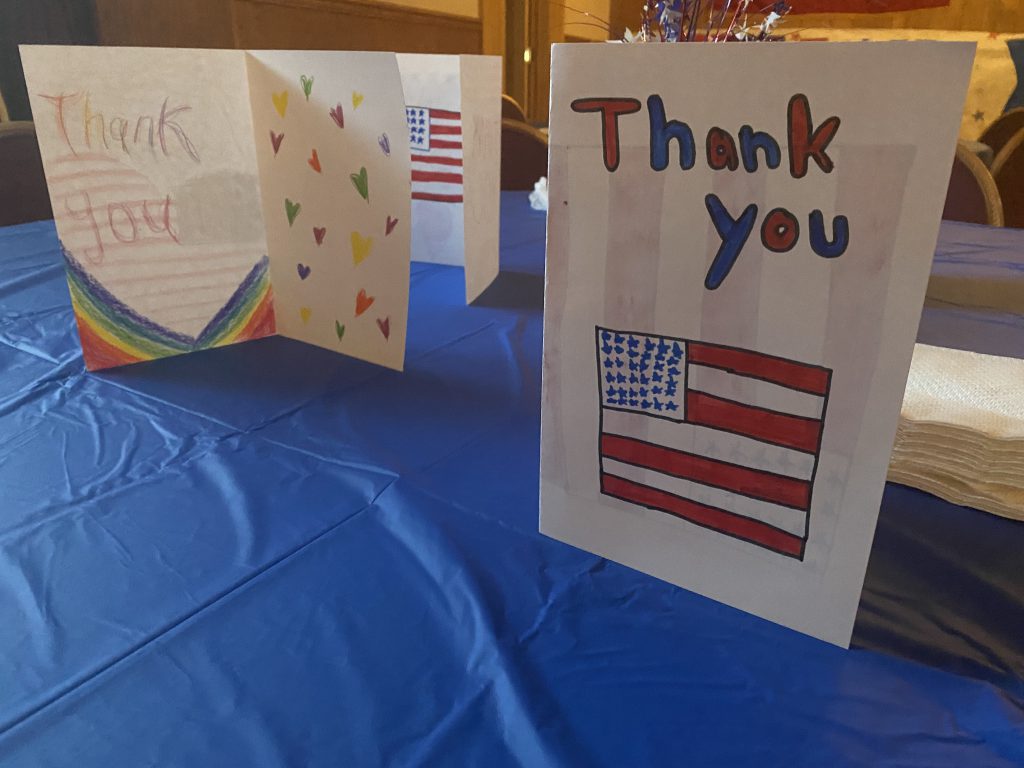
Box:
(411, 154), (463, 166)
(601, 433), (810, 509)
(411, 170), (464, 184)
(430, 124), (462, 135)
(688, 342), (830, 395)
(412, 192), (464, 203)
(430, 108), (461, 120)
(49, 168), (142, 183)
(602, 474), (804, 557)
(430, 139), (463, 149)
(74, 311), (147, 371)
(236, 288), (277, 341)
(686, 391), (822, 454)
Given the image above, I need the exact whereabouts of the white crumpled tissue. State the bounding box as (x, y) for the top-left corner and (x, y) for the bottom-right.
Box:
(529, 176), (548, 211)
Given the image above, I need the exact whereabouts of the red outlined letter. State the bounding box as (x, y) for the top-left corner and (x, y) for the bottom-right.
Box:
(788, 94), (840, 179)
(571, 97), (642, 172)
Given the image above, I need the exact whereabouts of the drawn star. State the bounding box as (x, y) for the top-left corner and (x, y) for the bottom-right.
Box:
(973, 110), (986, 123)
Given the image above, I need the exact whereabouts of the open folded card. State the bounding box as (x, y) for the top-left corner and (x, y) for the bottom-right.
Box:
(397, 54), (501, 304)
(19, 46), (501, 372)
(540, 41), (975, 647)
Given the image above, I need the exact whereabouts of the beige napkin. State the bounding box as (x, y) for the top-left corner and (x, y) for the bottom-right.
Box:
(889, 343), (1024, 521)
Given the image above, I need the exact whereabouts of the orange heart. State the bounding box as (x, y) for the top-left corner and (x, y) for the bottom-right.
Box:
(308, 148), (321, 173)
(355, 288), (375, 317)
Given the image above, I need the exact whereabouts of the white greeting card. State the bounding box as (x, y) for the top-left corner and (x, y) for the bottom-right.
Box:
(21, 46), (501, 371)
(540, 41), (975, 646)
(398, 54), (501, 303)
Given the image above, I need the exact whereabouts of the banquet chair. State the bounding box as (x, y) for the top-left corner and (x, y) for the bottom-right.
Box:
(991, 128), (1024, 229)
(500, 118), (548, 190)
(0, 122), (53, 227)
(501, 94), (528, 123)
(979, 108), (1024, 161)
(942, 140), (1003, 226)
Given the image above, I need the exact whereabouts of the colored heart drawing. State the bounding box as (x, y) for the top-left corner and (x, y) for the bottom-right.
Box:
(352, 91), (364, 109)
(272, 90), (288, 118)
(350, 167), (369, 202)
(297, 263), (311, 280)
(355, 289), (374, 317)
(300, 307), (312, 323)
(385, 215), (398, 236)
(378, 133), (390, 156)
(335, 321), (345, 341)
(300, 75), (314, 100)
(285, 198), (301, 226)
(330, 104), (344, 129)
(308, 148), (321, 173)
(270, 130), (284, 156)
(377, 317), (390, 341)
(351, 231), (373, 265)
(314, 227), (327, 246)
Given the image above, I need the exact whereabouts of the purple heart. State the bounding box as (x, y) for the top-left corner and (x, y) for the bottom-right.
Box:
(297, 263), (311, 280)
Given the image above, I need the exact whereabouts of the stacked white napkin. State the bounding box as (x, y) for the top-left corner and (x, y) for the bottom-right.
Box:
(889, 343), (1024, 521)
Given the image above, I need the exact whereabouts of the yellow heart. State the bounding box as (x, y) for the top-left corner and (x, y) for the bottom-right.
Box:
(273, 91), (289, 118)
(351, 231), (373, 265)
(300, 307), (312, 323)
(352, 91), (364, 109)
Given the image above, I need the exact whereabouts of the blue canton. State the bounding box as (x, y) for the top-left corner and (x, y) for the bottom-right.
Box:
(406, 107), (430, 150)
(599, 329), (685, 417)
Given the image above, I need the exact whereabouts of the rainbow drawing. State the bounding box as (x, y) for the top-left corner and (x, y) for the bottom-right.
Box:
(64, 250), (277, 371)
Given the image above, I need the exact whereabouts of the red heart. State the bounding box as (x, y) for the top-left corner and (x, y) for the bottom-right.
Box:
(385, 215), (398, 236)
(308, 148), (321, 173)
(313, 226), (326, 245)
(270, 130), (284, 155)
(330, 104), (344, 129)
(355, 288), (375, 317)
(377, 316), (390, 340)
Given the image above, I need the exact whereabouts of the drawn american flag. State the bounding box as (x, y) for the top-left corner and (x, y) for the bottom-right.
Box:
(596, 327), (832, 560)
(406, 105), (463, 204)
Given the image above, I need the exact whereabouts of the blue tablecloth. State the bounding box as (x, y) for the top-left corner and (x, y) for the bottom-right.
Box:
(1, 195), (1022, 767)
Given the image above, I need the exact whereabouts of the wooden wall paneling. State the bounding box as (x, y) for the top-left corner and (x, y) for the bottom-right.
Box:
(93, 0), (235, 47)
(526, 0), (563, 124)
(608, 0), (639, 41)
(0, 0), (98, 121)
(3, 0), (486, 124)
(480, 0), (507, 66)
(230, 0), (483, 53)
(505, 0), (528, 115)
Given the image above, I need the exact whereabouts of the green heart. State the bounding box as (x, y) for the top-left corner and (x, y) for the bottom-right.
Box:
(285, 198), (301, 226)
(350, 166), (369, 203)
(335, 321), (345, 341)
(300, 74), (313, 100)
